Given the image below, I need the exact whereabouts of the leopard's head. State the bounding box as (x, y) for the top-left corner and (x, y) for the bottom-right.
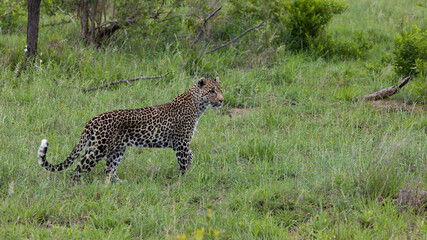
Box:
(198, 77), (224, 108)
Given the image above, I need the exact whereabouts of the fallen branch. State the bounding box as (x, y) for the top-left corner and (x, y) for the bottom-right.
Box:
(82, 71), (173, 92)
(93, 14), (139, 45)
(42, 20), (71, 27)
(357, 76), (412, 101)
(205, 22), (265, 54)
(95, 19), (118, 30)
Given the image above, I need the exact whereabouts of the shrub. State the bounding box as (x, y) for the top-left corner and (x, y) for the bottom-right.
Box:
(393, 25), (427, 76)
(283, 0), (346, 50)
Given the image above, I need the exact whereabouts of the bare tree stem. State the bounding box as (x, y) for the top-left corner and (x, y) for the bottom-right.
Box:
(82, 71), (173, 92)
(57, 6), (78, 28)
(194, 6), (222, 44)
(205, 22), (265, 54)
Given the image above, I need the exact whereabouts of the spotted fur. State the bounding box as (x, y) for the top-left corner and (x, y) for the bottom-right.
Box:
(38, 77), (224, 181)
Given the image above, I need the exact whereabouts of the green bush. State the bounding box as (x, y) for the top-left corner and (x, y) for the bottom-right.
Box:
(309, 30), (374, 59)
(283, 0), (346, 50)
(0, 0), (26, 33)
(229, 0), (346, 51)
(228, 0), (285, 23)
(392, 25), (427, 76)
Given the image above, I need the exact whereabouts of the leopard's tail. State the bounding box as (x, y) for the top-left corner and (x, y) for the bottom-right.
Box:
(38, 129), (90, 172)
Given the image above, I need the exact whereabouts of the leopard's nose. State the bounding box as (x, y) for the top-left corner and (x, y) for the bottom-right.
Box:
(218, 95), (224, 103)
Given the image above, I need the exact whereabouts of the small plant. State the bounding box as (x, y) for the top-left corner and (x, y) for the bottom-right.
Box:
(392, 25), (427, 76)
(354, 136), (407, 201)
(357, 209), (375, 229)
(173, 209), (222, 240)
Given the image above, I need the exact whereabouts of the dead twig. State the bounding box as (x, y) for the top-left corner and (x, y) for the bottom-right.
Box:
(149, 0), (177, 23)
(57, 6), (78, 28)
(82, 71), (173, 92)
(194, 6), (222, 44)
(151, 10), (176, 23)
(42, 20), (71, 27)
(357, 76), (412, 101)
(150, 0), (166, 19)
(0, 11), (12, 19)
(205, 22), (265, 54)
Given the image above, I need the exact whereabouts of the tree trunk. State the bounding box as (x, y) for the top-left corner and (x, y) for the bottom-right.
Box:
(79, 0), (90, 43)
(76, 0), (139, 46)
(26, 0), (42, 58)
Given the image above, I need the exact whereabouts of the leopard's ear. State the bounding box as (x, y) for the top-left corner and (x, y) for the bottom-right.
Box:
(198, 77), (206, 87)
(214, 77), (220, 83)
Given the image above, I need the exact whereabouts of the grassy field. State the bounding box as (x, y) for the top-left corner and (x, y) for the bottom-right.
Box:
(0, 0), (426, 239)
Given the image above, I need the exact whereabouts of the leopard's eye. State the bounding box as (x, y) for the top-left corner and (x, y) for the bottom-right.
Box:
(209, 89), (216, 94)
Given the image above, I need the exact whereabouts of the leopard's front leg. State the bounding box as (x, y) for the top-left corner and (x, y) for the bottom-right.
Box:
(173, 143), (193, 174)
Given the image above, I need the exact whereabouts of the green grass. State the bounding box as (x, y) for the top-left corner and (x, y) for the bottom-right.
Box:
(1, 0), (426, 239)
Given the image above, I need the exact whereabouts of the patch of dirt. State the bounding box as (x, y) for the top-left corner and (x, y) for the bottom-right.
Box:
(368, 100), (426, 113)
(393, 182), (427, 214)
(47, 39), (63, 52)
(226, 108), (254, 118)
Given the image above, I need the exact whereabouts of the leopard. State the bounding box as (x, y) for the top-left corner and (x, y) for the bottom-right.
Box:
(37, 77), (224, 182)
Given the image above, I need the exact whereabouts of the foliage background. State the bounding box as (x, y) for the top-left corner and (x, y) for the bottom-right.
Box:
(0, 0), (426, 239)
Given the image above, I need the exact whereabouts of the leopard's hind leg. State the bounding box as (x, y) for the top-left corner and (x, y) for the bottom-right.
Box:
(105, 146), (126, 182)
(71, 141), (107, 181)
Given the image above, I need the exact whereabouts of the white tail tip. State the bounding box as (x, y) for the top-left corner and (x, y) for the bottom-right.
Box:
(38, 139), (48, 165)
